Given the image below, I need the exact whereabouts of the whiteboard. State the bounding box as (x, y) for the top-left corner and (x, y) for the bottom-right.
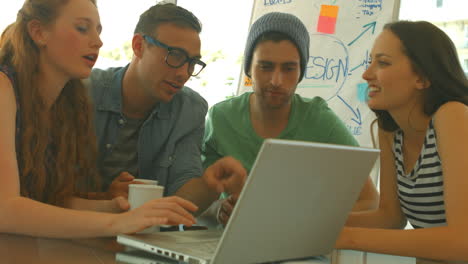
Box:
(237, 0), (400, 147)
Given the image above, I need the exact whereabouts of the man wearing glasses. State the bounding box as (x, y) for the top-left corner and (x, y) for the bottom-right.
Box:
(86, 3), (242, 214)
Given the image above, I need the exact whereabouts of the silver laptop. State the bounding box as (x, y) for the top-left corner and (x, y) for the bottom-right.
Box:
(118, 139), (379, 264)
(116, 249), (178, 264)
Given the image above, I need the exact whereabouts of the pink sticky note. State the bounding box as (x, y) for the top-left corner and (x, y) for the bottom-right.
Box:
(317, 15), (337, 34)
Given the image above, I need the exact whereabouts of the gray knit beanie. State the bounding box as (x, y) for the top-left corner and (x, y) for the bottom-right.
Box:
(243, 12), (310, 82)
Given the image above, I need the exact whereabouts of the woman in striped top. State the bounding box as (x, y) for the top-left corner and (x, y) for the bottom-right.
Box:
(335, 21), (468, 261)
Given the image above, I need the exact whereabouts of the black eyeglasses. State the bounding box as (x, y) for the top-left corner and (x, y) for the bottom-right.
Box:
(143, 35), (206, 76)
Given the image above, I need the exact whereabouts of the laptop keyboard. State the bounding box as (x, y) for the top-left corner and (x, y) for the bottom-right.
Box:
(181, 240), (218, 254)
(197, 241), (218, 253)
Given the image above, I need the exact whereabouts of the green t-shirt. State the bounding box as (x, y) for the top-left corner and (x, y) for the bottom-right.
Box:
(202, 92), (358, 174)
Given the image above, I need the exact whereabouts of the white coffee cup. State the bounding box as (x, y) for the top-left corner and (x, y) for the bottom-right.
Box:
(128, 184), (165, 233)
(133, 178), (158, 185)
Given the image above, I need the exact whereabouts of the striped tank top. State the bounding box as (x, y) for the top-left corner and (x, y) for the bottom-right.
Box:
(393, 119), (446, 229)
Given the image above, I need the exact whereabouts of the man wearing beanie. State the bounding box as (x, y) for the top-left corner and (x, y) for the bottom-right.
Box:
(200, 12), (378, 226)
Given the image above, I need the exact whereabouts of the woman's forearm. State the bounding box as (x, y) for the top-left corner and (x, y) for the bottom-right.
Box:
(65, 196), (121, 213)
(345, 207), (406, 229)
(0, 196), (118, 238)
(338, 226), (468, 262)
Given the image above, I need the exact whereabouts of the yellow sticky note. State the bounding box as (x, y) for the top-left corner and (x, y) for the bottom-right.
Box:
(244, 76), (252, 86)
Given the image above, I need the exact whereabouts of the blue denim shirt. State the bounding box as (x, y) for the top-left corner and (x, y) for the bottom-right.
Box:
(87, 66), (208, 195)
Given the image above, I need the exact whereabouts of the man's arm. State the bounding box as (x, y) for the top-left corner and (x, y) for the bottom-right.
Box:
(201, 106), (224, 170)
(173, 105), (224, 214)
(167, 120), (205, 192)
(176, 156), (247, 216)
(175, 177), (219, 216)
(180, 107), (226, 215)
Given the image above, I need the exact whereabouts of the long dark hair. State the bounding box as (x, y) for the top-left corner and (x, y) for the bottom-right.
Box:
(372, 21), (468, 131)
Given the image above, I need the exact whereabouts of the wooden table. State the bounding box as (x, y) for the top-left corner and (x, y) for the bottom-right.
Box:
(0, 233), (460, 264)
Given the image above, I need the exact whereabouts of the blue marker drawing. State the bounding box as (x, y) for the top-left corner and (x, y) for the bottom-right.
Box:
(350, 64), (362, 73)
(348, 22), (377, 46)
(350, 50), (370, 73)
(304, 34), (349, 101)
(348, 50), (371, 77)
(306, 55), (348, 82)
(359, 0), (383, 16)
(338, 95), (362, 125)
(355, 0), (383, 18)
(263, 0), (293, 6)
(346, 125), (363, 136)
(357, 83), (368, 102)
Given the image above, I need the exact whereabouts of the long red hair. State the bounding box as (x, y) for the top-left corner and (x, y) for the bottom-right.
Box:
(0, 0), (100, 206)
